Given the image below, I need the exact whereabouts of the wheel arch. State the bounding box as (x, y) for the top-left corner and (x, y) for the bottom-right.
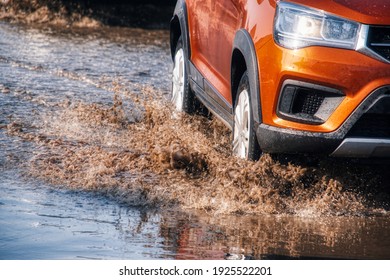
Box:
(170, 0), (191, 61)
(232, 29), (262, 125)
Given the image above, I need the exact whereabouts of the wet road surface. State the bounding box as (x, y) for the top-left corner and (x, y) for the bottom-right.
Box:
(1, 21), (390, 260)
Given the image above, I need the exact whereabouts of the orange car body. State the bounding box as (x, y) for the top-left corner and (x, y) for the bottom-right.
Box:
(170, 0), (390, 157)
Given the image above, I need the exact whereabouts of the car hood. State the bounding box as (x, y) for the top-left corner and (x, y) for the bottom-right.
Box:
(287, 0), (390, 24)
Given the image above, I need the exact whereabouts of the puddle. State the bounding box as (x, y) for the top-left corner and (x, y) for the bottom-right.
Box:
(1, 21), (390, 259)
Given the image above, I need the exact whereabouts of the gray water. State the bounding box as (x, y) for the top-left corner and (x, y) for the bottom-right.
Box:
(1, 171), (168, 259)
(0, 22), (175, 260)
(1, 21), (390, 260)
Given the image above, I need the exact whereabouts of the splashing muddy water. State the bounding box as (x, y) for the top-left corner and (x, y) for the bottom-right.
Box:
(1, 21), (390, 259)
(21, 93), (390, 217)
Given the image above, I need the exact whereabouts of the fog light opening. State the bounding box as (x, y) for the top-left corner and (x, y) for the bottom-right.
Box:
(277, 80), (345, 125)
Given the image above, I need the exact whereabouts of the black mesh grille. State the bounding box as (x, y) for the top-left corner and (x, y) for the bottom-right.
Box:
(292, 90), (325, 116)
(367, 26), (390, 62)
(347, 114), (390, 138)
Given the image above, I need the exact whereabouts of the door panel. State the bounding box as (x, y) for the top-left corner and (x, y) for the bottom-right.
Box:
(188, 0), (243, 105)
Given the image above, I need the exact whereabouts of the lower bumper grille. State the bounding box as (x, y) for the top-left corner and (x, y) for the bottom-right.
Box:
(347, 114), (390, 138)
(277, 80), (344, 125)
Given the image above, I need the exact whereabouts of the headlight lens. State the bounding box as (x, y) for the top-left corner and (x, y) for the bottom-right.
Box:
(274, 2), (360, 49)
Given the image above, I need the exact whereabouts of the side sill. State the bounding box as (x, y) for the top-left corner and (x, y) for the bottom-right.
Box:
(190, 80), (234, 129)
(188, 62), (234, 129)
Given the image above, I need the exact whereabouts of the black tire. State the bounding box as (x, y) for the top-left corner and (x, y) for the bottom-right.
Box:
(232, 71), (261, 160)
(171, 37), (198, 114)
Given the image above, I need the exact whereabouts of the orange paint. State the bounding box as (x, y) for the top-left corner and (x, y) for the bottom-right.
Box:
(185, 0), (390, 133)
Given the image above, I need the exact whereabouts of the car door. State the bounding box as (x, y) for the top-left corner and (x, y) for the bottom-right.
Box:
(208, 0), (242, 105)
(188, 0), (243, 106)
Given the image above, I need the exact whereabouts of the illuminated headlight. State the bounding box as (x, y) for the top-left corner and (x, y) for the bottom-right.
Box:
(274, 2), (360, 49)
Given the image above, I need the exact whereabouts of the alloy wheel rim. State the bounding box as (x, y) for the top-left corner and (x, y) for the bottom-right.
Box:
(172, 48), (185, 111)
(233, 89), (250, 158)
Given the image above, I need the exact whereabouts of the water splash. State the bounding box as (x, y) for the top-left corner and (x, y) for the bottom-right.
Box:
(4, 83), (386, 217)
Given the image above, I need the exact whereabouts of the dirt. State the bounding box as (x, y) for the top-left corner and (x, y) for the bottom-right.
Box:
(0, 0), (175, 28)
(1, 2), (390, 219)
(3, 82), (389, 218)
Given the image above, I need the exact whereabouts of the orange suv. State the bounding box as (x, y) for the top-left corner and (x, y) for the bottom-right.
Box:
(170, 0), (390, 160)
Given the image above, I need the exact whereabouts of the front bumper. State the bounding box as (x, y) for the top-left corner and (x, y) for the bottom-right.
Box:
(331, 138), (390, 157)
(257, 86), (390, 157)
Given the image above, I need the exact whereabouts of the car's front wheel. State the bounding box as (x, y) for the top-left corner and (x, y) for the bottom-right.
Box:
(171, 37), (197, 114)
(233, 72), (261, 160)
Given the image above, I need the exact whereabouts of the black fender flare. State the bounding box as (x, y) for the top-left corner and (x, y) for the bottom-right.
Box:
(170, 0), (191, 61)
(232, 29), (262, 126)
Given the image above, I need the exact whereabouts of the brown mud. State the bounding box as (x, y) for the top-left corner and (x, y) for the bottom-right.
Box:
(3, 81), (390, 218)
(1, 2), (389, 219)
(0, 0), (175, 29)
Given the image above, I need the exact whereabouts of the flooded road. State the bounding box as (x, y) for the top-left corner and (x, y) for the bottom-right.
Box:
(1, 21), (390, 260)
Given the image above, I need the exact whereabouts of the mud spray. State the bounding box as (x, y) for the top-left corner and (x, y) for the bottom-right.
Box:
(1, 1), (389, 219)
(3, 78), (390, 218)
(0, 0), (174, 29)
(0, 0), (101, 28)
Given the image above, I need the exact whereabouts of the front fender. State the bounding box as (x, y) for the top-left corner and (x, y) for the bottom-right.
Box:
(232, 29), (262, 125)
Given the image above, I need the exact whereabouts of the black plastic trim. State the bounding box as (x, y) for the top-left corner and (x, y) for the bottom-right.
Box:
(170, 0), (191, 61)
(203, 80), (233, 115)
(257, 124), (341, 154)
(277, 79), (345, 125)
(233, 29), (262, 127)
(189, 62), (234, 128)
